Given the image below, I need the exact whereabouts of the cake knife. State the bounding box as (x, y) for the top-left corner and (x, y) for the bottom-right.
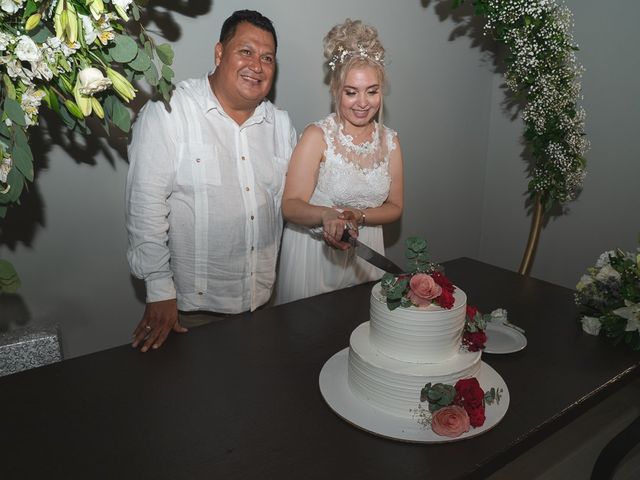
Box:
(341, 230), (404, 275)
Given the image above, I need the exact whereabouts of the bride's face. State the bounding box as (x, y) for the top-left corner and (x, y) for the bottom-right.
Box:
(338, 65), (381, 130)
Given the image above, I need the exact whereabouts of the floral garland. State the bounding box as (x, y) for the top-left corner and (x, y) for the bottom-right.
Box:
(576, 241), (640, 351)
(0, 0), (174, 219)
(455, 0), (589, 211)
(379, 236), (488, 351)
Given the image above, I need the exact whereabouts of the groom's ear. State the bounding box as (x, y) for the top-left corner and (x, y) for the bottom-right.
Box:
(214, 42), (224, 67)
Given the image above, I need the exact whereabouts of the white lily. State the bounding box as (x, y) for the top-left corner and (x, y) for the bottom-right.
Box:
(613, 301), (640, 333)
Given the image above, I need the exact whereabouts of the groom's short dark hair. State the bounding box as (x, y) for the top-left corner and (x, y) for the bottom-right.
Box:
(219, 10), (278, 51)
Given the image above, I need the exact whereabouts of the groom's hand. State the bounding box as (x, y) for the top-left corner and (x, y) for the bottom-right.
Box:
(132, 299), (188, 352)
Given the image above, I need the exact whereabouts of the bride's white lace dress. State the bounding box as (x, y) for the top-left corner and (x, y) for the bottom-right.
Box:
(274, 113), (396, 305)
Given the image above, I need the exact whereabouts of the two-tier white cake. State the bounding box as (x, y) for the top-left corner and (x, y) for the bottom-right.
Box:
(347, 283), (481, 418)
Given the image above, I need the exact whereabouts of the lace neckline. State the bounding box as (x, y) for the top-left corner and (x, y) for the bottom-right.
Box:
(337, 119), (380, 156)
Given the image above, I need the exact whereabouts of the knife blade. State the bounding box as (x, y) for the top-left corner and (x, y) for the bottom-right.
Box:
(341, 230), (404, 275)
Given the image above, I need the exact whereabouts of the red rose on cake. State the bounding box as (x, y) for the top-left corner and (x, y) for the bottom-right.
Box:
(454, 378), (487, 427)
(437, 287), (455, 309)
(463, 331), (487, 352)
(432, 271), (455, 294)
(430, 405), (471, 438)
(407, 274), (442, 307)
(466, 406), (486, 428)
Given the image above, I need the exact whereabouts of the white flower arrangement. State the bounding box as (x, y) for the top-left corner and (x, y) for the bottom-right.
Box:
(455, 0), (589, 210)
(575, 242), (640, 351)
(0, 0), (175, 218)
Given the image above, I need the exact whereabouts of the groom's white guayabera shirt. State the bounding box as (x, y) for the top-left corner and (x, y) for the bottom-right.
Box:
(126, 75), (296, 313)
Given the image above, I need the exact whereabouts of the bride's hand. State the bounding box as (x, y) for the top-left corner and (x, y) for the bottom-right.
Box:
(321, 208), (355, 250)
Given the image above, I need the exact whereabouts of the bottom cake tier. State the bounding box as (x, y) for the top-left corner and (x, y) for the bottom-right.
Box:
(348, 322), (482, 418)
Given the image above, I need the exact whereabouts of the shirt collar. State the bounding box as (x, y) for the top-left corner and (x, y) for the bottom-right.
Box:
(200, 72), (274, 124)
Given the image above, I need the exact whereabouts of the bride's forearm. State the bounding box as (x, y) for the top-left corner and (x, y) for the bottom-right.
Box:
(282, 198), (334, 227)
(346, 202), (402, 227)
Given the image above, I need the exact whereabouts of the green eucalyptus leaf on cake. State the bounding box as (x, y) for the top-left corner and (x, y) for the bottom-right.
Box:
(380, 272), (396, 291)
(484, 387), (497, 405)
(420, 383), (432, 403)
(386, 299), (401, 311)
(400, 297), (413, 308)
(406, 236), (427, 254)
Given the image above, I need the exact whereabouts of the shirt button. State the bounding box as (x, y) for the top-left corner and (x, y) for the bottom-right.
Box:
(198, 291), (203, 295)
(241, 156), (246, 161)
(251, 246), (254, 251)
(250, 215), (254, 220)
(245, 187), (250, 192)
(196, 158), (201, 163)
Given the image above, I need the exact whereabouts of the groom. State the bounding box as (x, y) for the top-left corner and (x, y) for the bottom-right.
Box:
(126, 10), (296, 352)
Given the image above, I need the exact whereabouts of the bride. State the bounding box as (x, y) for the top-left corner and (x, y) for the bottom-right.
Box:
(273, 18), (404, 305)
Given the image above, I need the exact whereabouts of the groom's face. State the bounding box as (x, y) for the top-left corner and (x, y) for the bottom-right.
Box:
(214, 22), (276, 109)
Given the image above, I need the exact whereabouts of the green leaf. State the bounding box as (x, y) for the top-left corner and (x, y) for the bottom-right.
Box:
(23, 0), (38, 16)
(143, 62), (159, 87)
(3, 74), (16, 100)
(30, 24), (54, 44)
(131, 3), (140, 21)
(143, 40), (153, 60)
(14, 122), (28, 147)
(161, 65), (174, 82)
(160, 81), (172, 102)
(129, 49), (152, 72)
(48, 88), (60, 113)
(4, 98), (26, 126)
(109, 34), (138, 63)
(104, 95), (131, 133)
(57, 103), (77, 129)
(0, 259), (21, 293)
(155, 43), (174, 65)
(11, 141), (34, 182)
(5, 166), (24, 202)
(0, 119), (10, 141)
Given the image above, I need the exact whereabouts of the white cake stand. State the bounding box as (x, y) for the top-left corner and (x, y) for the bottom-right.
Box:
(319, 348), (510, 443)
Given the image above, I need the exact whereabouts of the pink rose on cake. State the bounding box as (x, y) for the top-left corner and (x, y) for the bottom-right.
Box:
(407, 274), (442, 307)
(430, 405), (471, 438)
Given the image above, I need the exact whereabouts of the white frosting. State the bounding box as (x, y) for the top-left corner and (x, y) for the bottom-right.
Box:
(346, 283), (480, 419)
(370, 283), (467, 363)
(348, 323), (481, 418)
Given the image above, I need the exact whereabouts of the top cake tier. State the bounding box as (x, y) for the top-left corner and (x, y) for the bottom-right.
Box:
(369, 282), (467, 363)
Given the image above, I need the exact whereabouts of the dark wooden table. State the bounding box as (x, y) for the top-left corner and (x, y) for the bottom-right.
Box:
(1, 258), (638, 479)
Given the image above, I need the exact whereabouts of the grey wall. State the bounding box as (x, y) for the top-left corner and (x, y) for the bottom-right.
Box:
(1, 0), (635, 358)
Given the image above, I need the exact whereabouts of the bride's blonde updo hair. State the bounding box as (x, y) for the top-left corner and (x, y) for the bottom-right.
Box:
(323, 19), (386, 119)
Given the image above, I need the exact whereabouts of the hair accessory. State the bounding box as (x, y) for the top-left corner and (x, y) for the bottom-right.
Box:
(328, 44), (384, 71)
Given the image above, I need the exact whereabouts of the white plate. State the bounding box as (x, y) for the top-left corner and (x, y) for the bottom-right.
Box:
(484, 323), (527, 354)
(319, 348), (510, 443)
